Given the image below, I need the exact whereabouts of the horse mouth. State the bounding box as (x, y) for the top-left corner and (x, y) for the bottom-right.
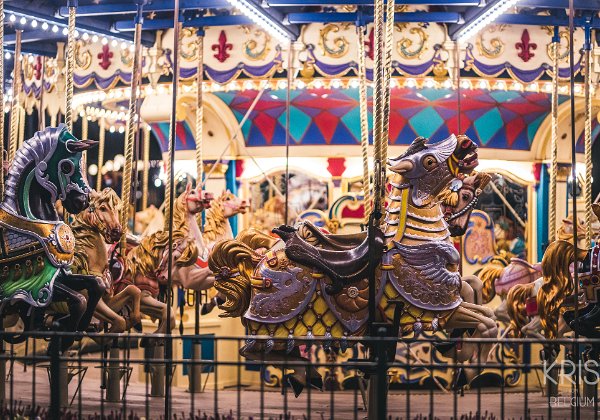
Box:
(104, 228), (123, 243)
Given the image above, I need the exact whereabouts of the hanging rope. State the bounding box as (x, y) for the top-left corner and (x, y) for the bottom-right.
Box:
(96, 118), (106, 191)
(8, 30), (22, 163)
(549, 30), (559, 242)
(195, 32), (204, 187)
(120, 2), (145, 251)
(584, 26), (593, 247)
(65, 2), (77, 132)
(142, 126), (151, 210)
(0, 0), (4, 198)
(356, 24), (371, 225)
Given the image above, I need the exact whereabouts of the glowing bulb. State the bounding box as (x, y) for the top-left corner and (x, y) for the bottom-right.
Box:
(101, 37), (108, 45)
(4, 52), (10, 60)
(92, 35), (99, 43)
(30, 20), (37, 28)
(121, 42), (128, 50)
(82, 33), (89, 41)
(52, 25), (58, 33)
(109, 126), (116, 133)
(42, 22), (48, 30)
(74, 30), (79, 38)
(19, 17), (26, 25)
(9, 14), (15, 23)
(111, 39), (118, 47)
(88, 164), (98, 176)
(154, 178), (162, 187)
(62, 27), (68, 36)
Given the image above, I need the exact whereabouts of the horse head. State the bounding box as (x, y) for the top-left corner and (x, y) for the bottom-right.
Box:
(3, 124), (96, 218)
(440, 172), (491, 237)
(84, 188), (123, 244)
(218, 190), (248, 218)
(387, 134), (478, 206)
(182, 181), (213, 215)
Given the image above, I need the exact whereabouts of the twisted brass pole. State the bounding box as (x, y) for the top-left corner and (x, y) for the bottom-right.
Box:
(120, 6), (144, 251)
(80, 113), (88, 176)
(357, 25), (371, 225)
(65, 5), (76, 132)
(96, 118), (106, 191)
(584, 31), (593, 247)
(549, 34), (559, 242)
(8, 30), (22, 163)
(142, 126), (150, 210)
(196, 34), (204, 184)
(372, 0), (383, 212)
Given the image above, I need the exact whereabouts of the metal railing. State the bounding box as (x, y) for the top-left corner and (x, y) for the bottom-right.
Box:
(0, 331), (599, 419)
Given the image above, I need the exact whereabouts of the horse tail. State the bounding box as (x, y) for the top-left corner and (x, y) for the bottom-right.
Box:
(208, 239), (261, 318)
(538, 240), (587, 339)
(506, 283), (535, 338)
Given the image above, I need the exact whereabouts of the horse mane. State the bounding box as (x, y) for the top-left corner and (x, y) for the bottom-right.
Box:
(478, 252), (511, 303)
(3, 125), (65, 212)
(204, 192), (234, 243)
(506, 282), (535, 338)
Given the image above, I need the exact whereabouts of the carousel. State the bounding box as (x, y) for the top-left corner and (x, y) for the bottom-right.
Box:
(0, 0), (599, 419)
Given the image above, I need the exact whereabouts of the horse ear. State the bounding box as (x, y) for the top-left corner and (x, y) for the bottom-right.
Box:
(186, 181), (192, 193)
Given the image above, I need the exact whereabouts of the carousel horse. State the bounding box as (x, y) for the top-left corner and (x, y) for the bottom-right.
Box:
(114, 182), (213, 334)
(202, 190), (248, 249)
(70, 188), (141, 333)
(478, 216), (583, 324)
(563, 203), (600, 338)
(209, 135), (498, 395)
(0, 125), (100, 350)
(505, 238), (587, 340)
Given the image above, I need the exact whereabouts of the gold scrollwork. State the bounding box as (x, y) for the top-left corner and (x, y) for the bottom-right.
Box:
(476, 25), (505, 59)
(22, 56), (34, 80)
(181, 27), (199, 60)
(547, 30), (570, 62)
(396, 26), (429, 60)
(243, 28), (271, 61)
(75, 40), (92, 70)
(319, 24), (349, 59)
(120, 48), (133, 67)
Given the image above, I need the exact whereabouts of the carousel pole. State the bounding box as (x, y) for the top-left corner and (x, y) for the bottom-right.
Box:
(356, 18), (371, 227)
(64, 1), (77, 133)
(80, 114), (88, 176)
(39, 57), (46, 130)
(567, 2), (581, 418)
(284, 41), (292, 223)
(120, 0), (145, 251)
(8, 29), (22, 163)
(0, 0), (5, 403)
(165, 1), (181, 416)
(548, 28), (560, 243)
(96, 118), (106, 191)
(141, 126), (150, 210)
(583, 24), (593, 248)
(190, 29), (205, 395)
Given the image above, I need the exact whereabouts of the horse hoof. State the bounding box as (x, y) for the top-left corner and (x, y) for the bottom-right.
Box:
(283, 375), (304, 398)
(309, 375), (323, 391)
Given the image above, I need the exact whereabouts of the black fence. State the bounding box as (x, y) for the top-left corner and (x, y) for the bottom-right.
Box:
(1, 331), (600, 419)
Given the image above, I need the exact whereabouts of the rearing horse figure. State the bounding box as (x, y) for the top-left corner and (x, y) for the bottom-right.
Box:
(70, 188), (141, 333)
(209, 135), (498, 394)
(0, 125), (101, 350)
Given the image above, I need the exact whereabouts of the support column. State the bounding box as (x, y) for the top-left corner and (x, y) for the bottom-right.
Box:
(225, 159), (238, 236)
(105, 346), (121, 402)
(535, 163), (549, 260)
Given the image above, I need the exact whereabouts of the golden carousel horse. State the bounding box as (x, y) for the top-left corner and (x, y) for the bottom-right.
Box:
(70, 188), (141, 333)
(209, 135), (498, 394)
(202, 190), (248, 248)
(114, 183), (213, 334)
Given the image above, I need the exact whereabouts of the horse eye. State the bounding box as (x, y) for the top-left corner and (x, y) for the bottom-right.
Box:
(422, 155), (437, 170)
(61, 161), (74, 174)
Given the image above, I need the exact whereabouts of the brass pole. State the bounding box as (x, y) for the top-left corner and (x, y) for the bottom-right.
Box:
(64, 3), (77, 132)
(8, 30), (22, 162)
(96, 118), (106, 191)
(142, 126), (150, 210)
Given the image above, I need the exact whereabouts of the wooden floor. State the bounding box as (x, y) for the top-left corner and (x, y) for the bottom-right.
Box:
(3, 362), (598, 419)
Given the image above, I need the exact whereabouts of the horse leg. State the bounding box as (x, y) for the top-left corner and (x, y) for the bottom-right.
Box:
(175, 266), (214, 292)
(462, 275), (484, 306)
(494, 300), (511, 324)
(460, 301), (496, 323)
(93, 299), (127, 333)
(60, 274), (106, 332)
(106, 285), (142, 327)
(520, 316), (546, 340)
(445, 304), (498, 363)
(52, 280), (88, 350)
(140, 293), (175, 334)
(240, 348), (314, 397)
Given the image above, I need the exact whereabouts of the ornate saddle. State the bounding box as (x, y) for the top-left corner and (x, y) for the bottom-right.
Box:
(273, 222), (384, 294)
(296, 221), (366, 250)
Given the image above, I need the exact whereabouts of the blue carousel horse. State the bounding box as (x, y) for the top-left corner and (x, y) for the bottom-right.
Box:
(0, 124), (102, 350)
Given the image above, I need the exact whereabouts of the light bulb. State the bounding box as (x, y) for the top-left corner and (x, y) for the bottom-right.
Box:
(42, 22), (48, 30)
(62, 27), (68, 35)
(31, 20), (37, 28)
(52, 25), (58, 33)
(92, 35), (99, 43)
(9, 14), (16, 23)
(19, 17), (26, 25)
